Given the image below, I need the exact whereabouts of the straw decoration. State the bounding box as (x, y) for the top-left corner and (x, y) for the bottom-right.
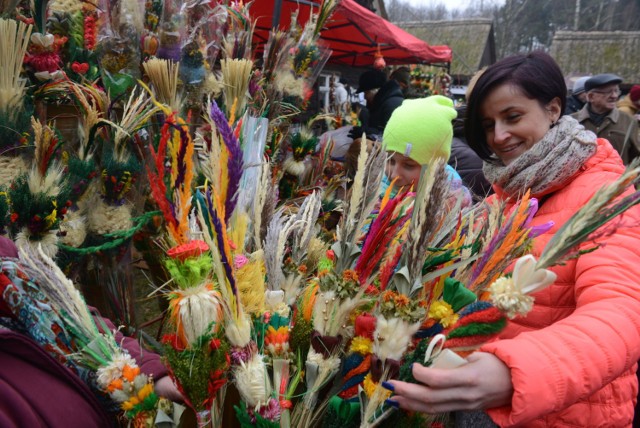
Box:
(291, 191), (323, 264)
(250, 162), (271, 251)
(264, 207), (304, 290)
(31, 116), (61, 177)
(142, 58), (180, 110)
(0, 18), (32, 118)
(17, 245), (110, 365)
(220, 58), (253, 119)
(262, 30), (293, 84)
(63, 81), (110, 160)
(113, 88), (158, 161)
(313, 0), (340, 37)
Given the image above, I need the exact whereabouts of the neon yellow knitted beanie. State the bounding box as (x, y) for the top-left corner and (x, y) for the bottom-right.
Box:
(383, 95), (457, 164)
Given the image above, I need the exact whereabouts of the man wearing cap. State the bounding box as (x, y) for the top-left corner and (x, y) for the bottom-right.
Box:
(352, 69), (404, 139)
(572, 73), (640, 164)
(564, 76), (590, 115)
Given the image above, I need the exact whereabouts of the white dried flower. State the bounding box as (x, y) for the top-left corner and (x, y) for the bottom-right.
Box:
(373, 315), (421, 361)
(234, 354), (272, 407)
(489, 276), (534, 319)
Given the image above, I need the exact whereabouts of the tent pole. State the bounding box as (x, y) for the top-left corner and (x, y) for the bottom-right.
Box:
(272, 0), (283, 28)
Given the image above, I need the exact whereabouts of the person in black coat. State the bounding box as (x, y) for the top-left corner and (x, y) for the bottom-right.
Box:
(368, 79), (404, 134)
(351, 69), (404, 140)
(448, 105), (493, 202)
(564, 76), (589, 115)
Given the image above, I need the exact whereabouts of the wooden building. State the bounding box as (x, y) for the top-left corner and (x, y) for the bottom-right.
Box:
(550, 30), (640, 86)
(398, 19), (496, 85)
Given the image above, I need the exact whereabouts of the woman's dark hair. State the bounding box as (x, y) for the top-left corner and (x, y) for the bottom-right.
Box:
(465, 51), (567, 162)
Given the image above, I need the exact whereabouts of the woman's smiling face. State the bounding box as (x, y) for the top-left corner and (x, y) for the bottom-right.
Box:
(480, 83), (561, 165)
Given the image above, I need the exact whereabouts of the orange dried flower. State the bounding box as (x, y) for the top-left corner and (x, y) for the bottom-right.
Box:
(394, 294), (410, 307)
(122, 365), (140, 382)
(265, 326), (289, 345)
(381, 290), (396, 303)
(342, 269), (359, 283)
(107, 378), (123, 393)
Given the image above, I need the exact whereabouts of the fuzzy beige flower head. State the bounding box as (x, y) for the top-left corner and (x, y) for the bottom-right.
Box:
(489, 276), (534, 319)
(489, 255), (557, 319)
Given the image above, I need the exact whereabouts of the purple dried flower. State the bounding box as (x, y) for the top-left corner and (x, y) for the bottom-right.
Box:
(257, 398), (282, 421)
(248, 78), (260, 97)
(230, 347), (250, 365)
(524, 198), (539, 226)
(528, 221), (554, 238)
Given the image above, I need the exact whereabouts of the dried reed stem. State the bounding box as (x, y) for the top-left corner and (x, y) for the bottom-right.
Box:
(220, 58), (253, 120)
(0, 18), (32, 119)
(143, 58), (180, 111)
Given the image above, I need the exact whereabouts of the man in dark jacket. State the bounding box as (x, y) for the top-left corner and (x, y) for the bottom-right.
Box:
(353, 69), (404, 139)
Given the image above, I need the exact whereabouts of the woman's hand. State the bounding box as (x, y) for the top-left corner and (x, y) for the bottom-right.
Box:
(154, 375), (184, 403)
(385, 352), (513, 414)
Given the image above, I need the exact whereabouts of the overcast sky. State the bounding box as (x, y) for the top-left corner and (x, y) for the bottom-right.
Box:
(401, 0), (505, 11)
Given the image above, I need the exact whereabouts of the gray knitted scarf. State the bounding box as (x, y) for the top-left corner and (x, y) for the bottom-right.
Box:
(483, 115), (597, 197)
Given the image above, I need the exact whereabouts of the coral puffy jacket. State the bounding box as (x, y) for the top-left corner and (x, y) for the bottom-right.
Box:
(481, 139), (640, 427)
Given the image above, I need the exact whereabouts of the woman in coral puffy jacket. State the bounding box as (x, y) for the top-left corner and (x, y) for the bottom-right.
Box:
(385, 51), (640, 427)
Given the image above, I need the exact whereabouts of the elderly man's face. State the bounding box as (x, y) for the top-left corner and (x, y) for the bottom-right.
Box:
(587, 83), (621, 114)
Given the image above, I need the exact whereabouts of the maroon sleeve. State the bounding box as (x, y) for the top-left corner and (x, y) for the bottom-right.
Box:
(0, 236), (18, 258)
(0, 329), (112, 428)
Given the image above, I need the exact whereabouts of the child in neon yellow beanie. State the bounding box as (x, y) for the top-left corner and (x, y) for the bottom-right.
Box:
(382, 95), (470, 207)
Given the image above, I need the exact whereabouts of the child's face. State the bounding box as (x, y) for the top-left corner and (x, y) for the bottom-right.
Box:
(386, 151), (422, 188)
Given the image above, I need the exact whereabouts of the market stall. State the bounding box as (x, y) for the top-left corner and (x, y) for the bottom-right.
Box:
(252, 0), (452, 66)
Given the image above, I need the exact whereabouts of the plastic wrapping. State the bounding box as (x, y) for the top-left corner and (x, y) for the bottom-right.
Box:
(156, 0), (186, 61)
(238, 115), (269, 214)
(96, 0), (143, 99)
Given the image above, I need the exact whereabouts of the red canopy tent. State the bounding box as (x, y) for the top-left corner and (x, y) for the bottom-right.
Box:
(251, 0), (452, 67)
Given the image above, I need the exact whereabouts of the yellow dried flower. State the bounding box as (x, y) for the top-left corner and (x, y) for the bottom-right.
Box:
(363, 373), (391, 400)
(428, 300), (458, 328)
(349, 336), (373, 355)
